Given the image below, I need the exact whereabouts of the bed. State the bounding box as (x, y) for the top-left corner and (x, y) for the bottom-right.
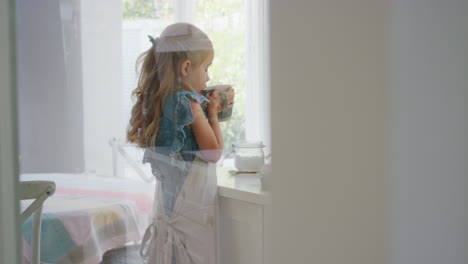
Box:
(20, 173), (155, 264)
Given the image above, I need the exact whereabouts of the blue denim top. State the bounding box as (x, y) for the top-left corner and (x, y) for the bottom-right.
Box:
(143, 91), (209, 217)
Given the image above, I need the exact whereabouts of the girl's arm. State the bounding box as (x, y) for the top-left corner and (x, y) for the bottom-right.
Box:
(190, 97), (224, 163)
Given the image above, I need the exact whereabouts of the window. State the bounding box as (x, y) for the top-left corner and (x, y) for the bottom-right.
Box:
(121, 0), (269, 173)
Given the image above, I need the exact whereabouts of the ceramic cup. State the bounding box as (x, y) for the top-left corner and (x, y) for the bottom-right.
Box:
(201, 85), (233, 122)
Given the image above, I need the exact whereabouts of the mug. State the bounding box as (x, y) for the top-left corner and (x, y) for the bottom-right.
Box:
(201, 85), (233, 122)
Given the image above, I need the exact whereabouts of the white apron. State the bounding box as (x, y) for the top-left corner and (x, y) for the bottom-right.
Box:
(141, 155), (218, 264)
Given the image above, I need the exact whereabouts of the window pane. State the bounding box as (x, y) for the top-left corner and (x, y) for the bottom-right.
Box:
(194, 0), (247, 154)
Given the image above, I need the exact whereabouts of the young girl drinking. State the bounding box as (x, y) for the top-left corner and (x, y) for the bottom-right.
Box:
(127, 23), (235, 264)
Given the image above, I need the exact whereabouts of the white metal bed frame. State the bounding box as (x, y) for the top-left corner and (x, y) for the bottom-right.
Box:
(108, 137), (154, 183)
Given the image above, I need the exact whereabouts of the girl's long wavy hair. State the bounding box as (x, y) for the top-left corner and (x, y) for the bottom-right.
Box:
(127, 23), (213, 148)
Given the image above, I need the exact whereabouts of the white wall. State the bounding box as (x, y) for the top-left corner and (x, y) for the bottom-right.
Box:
(16, 0), (84, 173)
(269, 1), (468, 264)
(81, 0), (124, 176)
(16, 0), (124, 175)
(388, 1), (468, 263)
(268, 1), (387, 263)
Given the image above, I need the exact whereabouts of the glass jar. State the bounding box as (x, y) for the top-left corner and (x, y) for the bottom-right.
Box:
(225, 141), (266, 172)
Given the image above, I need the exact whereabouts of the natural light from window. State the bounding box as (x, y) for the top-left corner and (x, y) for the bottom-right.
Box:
(121, 0), (269, 175)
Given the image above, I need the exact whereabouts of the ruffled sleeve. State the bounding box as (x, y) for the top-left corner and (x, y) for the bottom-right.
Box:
(170, 92), (206, 153)
(160, 91), (209, 154)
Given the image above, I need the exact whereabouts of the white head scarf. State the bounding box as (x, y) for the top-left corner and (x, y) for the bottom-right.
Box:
(152, 23), (213, 53)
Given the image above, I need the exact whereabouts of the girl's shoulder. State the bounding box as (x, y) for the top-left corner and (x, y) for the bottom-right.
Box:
(161, 91), (209, 119)
(172, 91), (209, 105)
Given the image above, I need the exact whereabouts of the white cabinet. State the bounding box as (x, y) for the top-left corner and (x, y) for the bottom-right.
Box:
(218, 197), (264, 264)
(217, 168), (270, 264)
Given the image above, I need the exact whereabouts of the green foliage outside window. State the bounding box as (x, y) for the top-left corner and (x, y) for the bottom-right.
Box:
(122, 0), (158, 20)
(123, 0), (175, 21)
(195, 0), (247, 154)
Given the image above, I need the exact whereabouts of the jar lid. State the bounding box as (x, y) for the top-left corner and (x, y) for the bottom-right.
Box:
(232, 141), (265, 148)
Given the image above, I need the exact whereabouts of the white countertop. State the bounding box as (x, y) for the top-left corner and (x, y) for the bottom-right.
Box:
(216, 167), (271, 205)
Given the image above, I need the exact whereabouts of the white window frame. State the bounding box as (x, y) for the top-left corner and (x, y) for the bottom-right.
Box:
(245, 0), (270, 152)
(174, 0), (196, 24)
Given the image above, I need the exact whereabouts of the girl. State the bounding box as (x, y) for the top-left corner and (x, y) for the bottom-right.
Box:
(127, 23), (235, 264)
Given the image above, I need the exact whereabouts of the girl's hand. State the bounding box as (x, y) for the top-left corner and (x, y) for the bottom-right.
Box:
(207, 90), (224, 115)
(207, 87), (236, 115)
(226, 87), (235, 109)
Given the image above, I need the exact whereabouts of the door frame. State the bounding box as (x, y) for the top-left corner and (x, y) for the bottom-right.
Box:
(0, 0), (20, 263)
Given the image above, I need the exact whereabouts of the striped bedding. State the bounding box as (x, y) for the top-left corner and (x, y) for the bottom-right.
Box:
(20, 173), (155, 264)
